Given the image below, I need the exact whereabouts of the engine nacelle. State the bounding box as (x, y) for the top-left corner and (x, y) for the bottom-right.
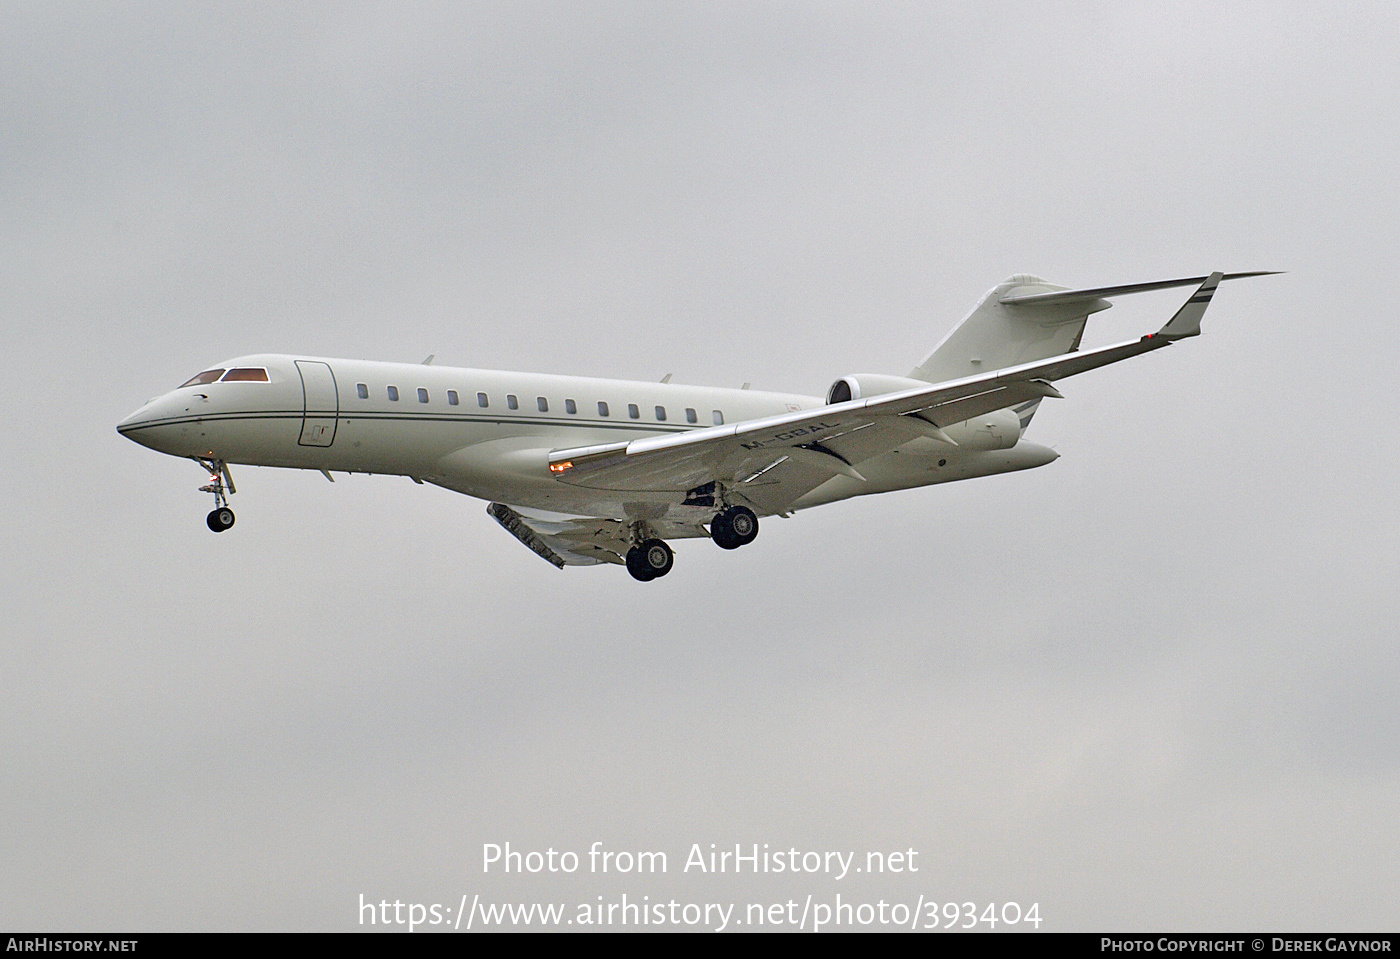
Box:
(940, 407), (1022, 450)
(826, 374), (1022, 450)
(826, 374), (930, 404)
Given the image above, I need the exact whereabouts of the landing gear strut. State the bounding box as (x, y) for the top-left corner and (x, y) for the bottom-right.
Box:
(195, 457), (236, 533)
(710, 506), (758, 550)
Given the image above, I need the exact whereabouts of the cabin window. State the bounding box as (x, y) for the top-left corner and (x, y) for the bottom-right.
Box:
(627, 403), (640, 419)
(356, 383), (369, 400)
(685, 408), (698, 424)
(387, 386), (399, 401)
(565, 399), (577, 414)
(507, 394), (519, 410)
(537, 397), (549, 412)
(477, 392), (489, 408)
(221, 368), (269, 382)
(179, 370), (225, 388)
(447, 390), (459, 406)
(597, 401), (610, 417)
(713, 410), (724, 425)
(655, 406), (667, 421)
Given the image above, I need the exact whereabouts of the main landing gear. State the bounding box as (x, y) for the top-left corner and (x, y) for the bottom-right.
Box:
(195, 457), (236, 533)
(710, 505), (758, 550)
(626, 538), (674, 582)
(619, 499), (762, 582)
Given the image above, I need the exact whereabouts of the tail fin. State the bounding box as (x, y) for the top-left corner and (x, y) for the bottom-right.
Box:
(908, 275), (1108, 387)
(911, 270), (1280, 385)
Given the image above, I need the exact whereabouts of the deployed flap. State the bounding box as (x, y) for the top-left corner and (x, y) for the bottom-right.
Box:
(487, 503), (628, 566)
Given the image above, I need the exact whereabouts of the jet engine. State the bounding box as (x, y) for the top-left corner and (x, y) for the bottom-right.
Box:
(826, 374), (1022, 450)
(939, 408), (1022, 450)
(826, 374), (930, 404)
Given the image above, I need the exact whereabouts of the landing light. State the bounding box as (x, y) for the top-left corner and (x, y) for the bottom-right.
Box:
(550, 461), (573, 473)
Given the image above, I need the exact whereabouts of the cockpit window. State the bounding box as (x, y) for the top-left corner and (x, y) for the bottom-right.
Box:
(179, 370), (225, 388)
(221, 368), (269, 382)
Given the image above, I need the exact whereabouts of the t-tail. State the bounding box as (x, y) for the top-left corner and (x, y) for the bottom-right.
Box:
(908, 271), (1279, 430)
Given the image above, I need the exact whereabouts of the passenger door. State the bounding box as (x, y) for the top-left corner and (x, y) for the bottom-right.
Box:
(296, 360), (338, 447)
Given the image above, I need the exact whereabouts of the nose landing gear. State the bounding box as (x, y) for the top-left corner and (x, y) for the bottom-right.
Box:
(207, 506), (235, 532)
(195, 457), (236, 533)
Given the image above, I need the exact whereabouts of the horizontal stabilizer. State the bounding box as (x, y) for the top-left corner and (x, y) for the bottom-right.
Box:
(999, 271), (1280, 307)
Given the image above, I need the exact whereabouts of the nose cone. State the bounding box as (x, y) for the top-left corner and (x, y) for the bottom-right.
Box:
(117, 396), (186, 454)
(117, 403), (155, 445)
(117, 405), (145, 431)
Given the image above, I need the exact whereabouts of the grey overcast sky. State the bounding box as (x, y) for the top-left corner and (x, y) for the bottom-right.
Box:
(3, 1), (1397, 931)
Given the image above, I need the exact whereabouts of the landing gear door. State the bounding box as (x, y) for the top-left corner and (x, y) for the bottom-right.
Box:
(296, 360), (339, 447)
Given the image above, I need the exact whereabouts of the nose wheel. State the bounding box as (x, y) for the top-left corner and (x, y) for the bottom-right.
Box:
(207, 507), (235, 532)
(195, 457), (237, 533)
(710, 506), (758, 550)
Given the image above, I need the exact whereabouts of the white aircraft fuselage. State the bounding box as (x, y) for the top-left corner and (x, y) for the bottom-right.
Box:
(118, 271), (1269, 579)
(117, 354), (1055, 525)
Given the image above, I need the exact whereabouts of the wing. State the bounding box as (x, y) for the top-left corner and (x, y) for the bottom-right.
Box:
(546, 273), (1234, 512)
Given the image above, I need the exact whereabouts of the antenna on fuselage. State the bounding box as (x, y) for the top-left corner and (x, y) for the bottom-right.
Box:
(421, 354), (435, 365)
(660, 373), (672, 383)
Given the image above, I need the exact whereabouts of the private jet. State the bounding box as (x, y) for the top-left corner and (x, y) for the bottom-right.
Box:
(118, 271), (1273, 581)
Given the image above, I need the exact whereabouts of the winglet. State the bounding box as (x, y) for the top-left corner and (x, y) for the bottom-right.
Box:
(1157, 271), (1223, 340)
